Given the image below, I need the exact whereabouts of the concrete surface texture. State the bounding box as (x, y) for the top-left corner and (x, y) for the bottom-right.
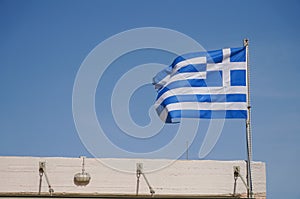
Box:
(0, 156), (266, 198)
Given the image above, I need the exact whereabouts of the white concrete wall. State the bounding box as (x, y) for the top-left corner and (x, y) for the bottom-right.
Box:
(0, 156), (266, 198)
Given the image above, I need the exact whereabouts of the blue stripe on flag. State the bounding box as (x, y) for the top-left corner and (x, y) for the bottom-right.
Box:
(165, 110), (247, 123)
(177, 64), (206, 73)
(226, 94), (246, 102)
(160, 94), (246, 105)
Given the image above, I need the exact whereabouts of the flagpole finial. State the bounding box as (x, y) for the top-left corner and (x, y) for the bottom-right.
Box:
(243, 38), (249, 46)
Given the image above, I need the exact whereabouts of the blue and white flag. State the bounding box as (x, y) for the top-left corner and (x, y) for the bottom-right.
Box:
(153, 47), (248, 123)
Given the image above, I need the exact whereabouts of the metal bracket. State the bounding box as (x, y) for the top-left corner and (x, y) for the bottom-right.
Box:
(136, 163), (155, 197)
(38, 161), (54, 196)
(233, 166), (249, 197)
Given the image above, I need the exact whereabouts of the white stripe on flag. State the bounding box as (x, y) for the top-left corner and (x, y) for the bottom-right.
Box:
(164, 72), (206, 85)
(161, 102), (247, 111)
(206, 62), (246, 71)
(155, 86), (247, 105)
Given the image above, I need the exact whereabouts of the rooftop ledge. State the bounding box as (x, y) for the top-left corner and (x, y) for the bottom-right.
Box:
(0, 156), (266, 199)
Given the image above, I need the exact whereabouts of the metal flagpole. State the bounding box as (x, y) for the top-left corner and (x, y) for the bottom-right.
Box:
(244, 38), (253, 198)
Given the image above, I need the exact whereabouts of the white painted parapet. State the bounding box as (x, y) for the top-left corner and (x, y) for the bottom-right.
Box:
(0, 156), (266, 198)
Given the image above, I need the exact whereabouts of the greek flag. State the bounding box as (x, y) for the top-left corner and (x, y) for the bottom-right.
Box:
(153, 47), (248, 123)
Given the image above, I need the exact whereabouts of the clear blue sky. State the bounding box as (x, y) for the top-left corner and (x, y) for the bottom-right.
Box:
(1, 0), (299, 198)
